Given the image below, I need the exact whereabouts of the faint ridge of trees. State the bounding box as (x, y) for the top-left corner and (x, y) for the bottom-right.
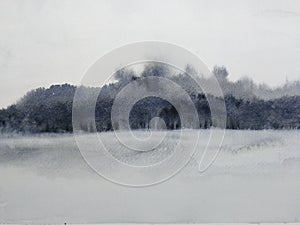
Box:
(114, 68), (138, 84)
(0, 63), (300, 133)
(141, 63), (170, 78)
(213, 65), (229, 81)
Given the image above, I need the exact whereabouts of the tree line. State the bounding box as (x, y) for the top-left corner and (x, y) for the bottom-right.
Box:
(0, 64), (300, 133)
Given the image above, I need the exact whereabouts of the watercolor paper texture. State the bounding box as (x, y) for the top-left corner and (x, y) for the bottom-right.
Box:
(0, 0), (300, 224)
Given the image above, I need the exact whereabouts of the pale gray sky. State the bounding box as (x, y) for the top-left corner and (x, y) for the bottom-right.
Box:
(0, 0), (300, 108)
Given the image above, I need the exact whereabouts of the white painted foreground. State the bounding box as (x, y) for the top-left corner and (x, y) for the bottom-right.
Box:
(0, 130), (299, 223)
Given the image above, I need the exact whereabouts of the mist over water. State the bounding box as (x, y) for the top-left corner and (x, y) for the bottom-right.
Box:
(1, 130), (300, 223)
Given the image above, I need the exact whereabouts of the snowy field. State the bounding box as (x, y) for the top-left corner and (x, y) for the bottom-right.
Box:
(0, 130), (300, 224)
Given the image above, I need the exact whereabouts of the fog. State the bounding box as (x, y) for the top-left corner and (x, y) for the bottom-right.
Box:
(1, 0), (300, 108)
(1, 130), (300, 223)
